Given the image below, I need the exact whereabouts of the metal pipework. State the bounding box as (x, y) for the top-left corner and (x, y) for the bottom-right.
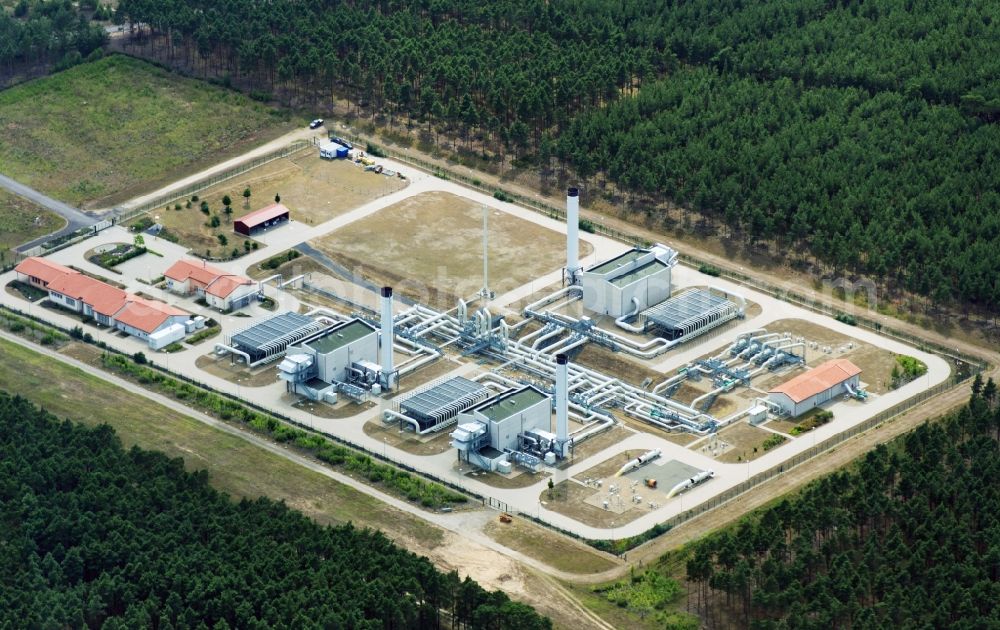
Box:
(614, 449), (662, 477)
(614, 296), (645, 334)
(523, 285), (582, 315)
(212, 342), (252, 366)
(383, 409), (421, 434)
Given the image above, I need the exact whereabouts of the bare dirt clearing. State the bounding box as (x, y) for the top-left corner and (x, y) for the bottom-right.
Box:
(311, 191), (589, 309)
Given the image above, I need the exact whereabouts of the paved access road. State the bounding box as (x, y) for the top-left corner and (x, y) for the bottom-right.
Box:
(0, 173), (98, 252)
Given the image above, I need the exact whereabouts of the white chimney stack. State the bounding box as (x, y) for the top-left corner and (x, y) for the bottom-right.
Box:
(566, 187), (580, 283)
(556, 353), (569, 456)
(380, 287), (394, 389)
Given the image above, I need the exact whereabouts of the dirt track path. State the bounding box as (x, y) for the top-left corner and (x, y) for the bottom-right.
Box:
(0, 173), (96, 251)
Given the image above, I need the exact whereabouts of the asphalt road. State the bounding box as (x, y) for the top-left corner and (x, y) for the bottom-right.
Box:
(0, 173), (98, 252)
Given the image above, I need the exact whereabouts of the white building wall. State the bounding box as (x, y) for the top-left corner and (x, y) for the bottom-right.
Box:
(315, 333), (379, 384)
(581, 275), (614, 316)
(47, 291), (82, 312)
(770, 374), (861, 417)
(16, 271), (43, 286)
(480, 398), (550, 452)
(580, 251), (673, 317)
(617, 269), (672, 318)
(165, 278), (192, 295)
(115, 321), (149, 340)
(206, 284), (257, 311)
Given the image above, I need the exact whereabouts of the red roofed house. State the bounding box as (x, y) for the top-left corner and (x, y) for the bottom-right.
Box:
(112, 297), (189, 340)
(768, 359), (862, 417)
(14, 257), (78, 288)
(163, 259), (258, 311)
(234, 203), (289, 236)
(13, 256), (190, 345)
(46, 273), (128, 326)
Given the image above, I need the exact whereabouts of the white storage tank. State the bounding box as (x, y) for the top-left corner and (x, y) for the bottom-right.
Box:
(543, 451), (557, 466)
(370, 383), (382, 396)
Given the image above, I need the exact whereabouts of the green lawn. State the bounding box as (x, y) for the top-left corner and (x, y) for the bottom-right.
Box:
(0, 54), (294, 208)
(0, 189), (65, 257)
(0, 338), (444, 547)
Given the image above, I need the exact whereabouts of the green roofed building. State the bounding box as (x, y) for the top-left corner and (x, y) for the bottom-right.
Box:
(581, 244), (678, 317)
(450, 385), (552, 470)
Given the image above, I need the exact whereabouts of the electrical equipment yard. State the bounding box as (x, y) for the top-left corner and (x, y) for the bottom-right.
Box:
(0, 144), (953, 544)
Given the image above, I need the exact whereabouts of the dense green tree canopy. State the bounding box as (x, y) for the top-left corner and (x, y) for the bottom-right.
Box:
(0, 393), (549, 629)
(0, 0), (106, 73)
(109, 0), (1000, 309)
(685, 383), (1000, 628)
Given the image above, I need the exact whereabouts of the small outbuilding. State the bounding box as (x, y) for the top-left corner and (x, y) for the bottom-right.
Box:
(768, 359), (862, 417)
(234, 203), (290, 236)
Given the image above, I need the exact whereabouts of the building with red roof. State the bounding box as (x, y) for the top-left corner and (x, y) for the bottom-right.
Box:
(163, 259), (258, 311)
(46, 273), (129, 326)
(14, 257), (78, 288)
(112, 297), (188, 338)
(234, 203), (289, 236)
(14, 256), (190, 345)
(768, 359), (862, 417)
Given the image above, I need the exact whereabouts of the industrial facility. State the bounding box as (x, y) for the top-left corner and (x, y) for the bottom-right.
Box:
(768, 358), (864, 417)
(580, 244), (677, 317)
(0, 113), (947, 548)
(449, 354), (575, 472)
(216, 286), (427, 404)
(278, 318), (381, 402)
(451, 385), (553, 472)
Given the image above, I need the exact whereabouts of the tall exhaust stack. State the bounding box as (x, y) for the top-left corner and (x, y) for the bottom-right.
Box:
(380, 287), (394, 389)
(566, 187), (580, 283)
(556, 353), (569, 457)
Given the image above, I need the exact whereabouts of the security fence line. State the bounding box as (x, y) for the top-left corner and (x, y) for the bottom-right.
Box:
(13, 140), (312, 262)
(5, 132), (991, 550)
(657, 375), (959, 532)
(341, 133), (986, 372)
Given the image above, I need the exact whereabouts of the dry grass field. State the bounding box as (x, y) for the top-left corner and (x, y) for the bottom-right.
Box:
(310, 191), (588, 309)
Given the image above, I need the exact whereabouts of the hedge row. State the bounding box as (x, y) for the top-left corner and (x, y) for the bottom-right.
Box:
(100, 353), (467, 508)
(0, 311), (68, 345)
